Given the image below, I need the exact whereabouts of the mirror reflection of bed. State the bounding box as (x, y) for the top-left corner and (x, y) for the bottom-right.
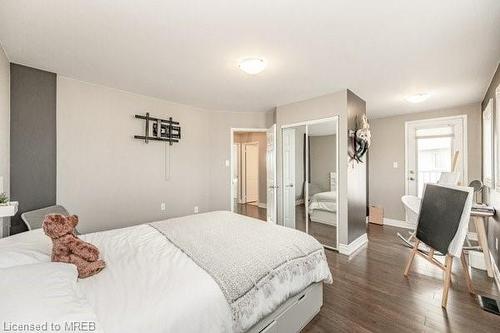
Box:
(306, 122), (337, 249)
(282, 118), (338, 250)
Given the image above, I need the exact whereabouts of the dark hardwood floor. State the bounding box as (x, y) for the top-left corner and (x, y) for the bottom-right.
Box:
(303, 224), (500, 333)
(295, 204), (337, 249)
(235, 202), (267, 221)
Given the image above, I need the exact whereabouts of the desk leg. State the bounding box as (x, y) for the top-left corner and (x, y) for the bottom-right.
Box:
(473, 216), (493, 278)
(0, 217), (8, 238)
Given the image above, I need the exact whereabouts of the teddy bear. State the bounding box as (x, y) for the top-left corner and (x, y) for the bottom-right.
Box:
(42, 214), (105, 278)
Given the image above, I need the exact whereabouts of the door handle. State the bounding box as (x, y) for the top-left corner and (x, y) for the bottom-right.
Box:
(408, 177), (415, 181)
(285, 184), (294, 188)
(268, 185), (280, 189)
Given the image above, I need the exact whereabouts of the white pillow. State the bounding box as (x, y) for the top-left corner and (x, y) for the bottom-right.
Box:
(0, 229), (51, 268)
(0, 262), (103, 333)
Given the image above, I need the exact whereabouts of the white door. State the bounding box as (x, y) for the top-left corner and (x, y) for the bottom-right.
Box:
(232, 144), (239, 204)
(266, 124), (277, 224)
(244, 143), (259, 203)
(406, 116), (466, 197)
(282, 128), (296, 229)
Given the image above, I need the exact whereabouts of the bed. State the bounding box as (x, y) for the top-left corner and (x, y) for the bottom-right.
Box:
(308, 172), (337, 226)
(0, 211), (332, 333)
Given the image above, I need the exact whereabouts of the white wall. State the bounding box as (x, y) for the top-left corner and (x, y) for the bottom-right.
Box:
(57, 77), (270, 233)
(206, 110), (272, 211)
(0, 45), (9, 196)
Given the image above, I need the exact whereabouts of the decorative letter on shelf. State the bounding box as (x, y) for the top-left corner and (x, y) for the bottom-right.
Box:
(134, 113), (181, 145)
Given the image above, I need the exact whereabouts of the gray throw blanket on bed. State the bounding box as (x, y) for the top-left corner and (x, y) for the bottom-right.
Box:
(150, 211), (331, 332)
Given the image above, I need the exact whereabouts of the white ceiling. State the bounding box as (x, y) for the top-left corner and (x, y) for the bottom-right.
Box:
(0, 1), (499, 118)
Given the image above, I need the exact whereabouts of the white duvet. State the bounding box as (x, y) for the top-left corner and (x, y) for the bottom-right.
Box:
(78, 224), (233, 333)
(309, 191), (337, 213)
(0, 217), (331, 333)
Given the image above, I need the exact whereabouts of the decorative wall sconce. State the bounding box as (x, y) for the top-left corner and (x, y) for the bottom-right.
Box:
(349, 114), (371, 163)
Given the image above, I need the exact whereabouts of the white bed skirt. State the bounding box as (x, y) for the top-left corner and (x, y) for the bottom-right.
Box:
(309, 210), (337, 226)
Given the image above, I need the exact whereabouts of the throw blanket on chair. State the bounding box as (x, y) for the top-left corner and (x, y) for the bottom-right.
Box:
(150, 211), (332, 332)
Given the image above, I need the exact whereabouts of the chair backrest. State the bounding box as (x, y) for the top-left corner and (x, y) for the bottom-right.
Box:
(416, 184), (473, 256)
(20, 205), (69, 231)
(437, 172), (460, 186)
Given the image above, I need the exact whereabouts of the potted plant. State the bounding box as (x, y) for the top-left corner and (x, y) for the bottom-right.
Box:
(0, 192), (9, 206)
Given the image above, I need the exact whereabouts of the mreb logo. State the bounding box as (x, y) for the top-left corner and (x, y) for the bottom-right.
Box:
(65, 321), (97, 332)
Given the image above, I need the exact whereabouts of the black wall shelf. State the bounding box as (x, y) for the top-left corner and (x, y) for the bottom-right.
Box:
(134, 112), (181, 145)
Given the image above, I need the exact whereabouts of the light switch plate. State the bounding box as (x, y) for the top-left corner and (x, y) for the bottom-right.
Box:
(225, 160), (230, 167)
(393, 162), (398, 168)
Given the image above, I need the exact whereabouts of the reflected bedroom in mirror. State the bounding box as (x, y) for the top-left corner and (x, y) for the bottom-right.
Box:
(307, 120), (338, 250)
(282, 118), (338, 250)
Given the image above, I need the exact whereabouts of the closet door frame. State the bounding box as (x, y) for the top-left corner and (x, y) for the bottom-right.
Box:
(281, 116), (339, 250)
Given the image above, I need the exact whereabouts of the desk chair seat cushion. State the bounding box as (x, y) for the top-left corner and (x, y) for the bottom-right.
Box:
(21, 205), (70, 231)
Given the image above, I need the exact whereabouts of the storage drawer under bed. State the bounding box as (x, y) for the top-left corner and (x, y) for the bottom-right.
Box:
(250, 282), (323, 333)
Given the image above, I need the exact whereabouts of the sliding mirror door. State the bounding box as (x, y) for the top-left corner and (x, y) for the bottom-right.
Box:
(307, 119), (338, 249)
(282, 125), (307, 231)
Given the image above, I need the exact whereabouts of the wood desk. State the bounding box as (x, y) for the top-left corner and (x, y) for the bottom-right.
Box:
(470, 209), (494, 278)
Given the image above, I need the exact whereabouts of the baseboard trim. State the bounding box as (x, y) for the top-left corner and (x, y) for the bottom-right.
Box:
(383, 218), (416, 230)
(258, 203), (267, 209)
(490, 252), (500, 292)
(338, 233), (368, 256)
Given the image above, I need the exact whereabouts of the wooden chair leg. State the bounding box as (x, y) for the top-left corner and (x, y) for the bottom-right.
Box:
(460, 250), (474, 294)
(404, 240), (420, 277)
(442, 254), (453, 308)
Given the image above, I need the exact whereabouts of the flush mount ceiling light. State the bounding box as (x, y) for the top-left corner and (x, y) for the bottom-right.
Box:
(406, 93), (431, 103)
(239, 57), (266, 75)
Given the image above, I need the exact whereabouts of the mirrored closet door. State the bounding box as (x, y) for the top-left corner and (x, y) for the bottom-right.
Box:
(307, 120), (338, 250)
(282, 118), (338, 250)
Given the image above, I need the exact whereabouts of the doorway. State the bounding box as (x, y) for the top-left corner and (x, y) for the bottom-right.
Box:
(230, 125), (277, 223)
(242, 142), (259, 204)
(405, 115), (467, 197)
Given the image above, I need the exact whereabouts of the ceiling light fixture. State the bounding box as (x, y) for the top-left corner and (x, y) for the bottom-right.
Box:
(406, 93), (431, 103)
(239, 57), (266, 75)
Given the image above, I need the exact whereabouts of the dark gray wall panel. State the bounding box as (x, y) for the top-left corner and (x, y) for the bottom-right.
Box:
(482, 63), (500, 268)
(347, 90), (367, 243)
(10, 64), (56, 234)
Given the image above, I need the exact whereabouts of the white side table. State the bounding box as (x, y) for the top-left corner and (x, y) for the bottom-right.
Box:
(0, 202), (18, 238)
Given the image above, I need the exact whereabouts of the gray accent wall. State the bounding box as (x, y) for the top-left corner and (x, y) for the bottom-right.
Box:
(0, 47), (9, 196)
(346, 90), (367, 243)
(482, 63), (500, 269)
(10, 64), (57, 234)
(0, 46), (9, 237)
